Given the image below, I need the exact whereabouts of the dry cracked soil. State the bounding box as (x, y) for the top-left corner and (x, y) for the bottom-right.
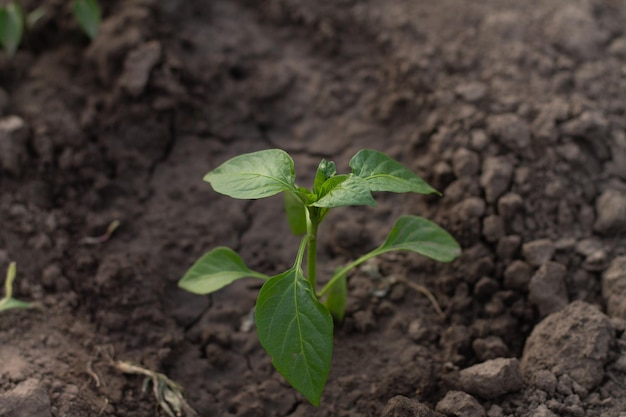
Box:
(1, 0), (626, 416)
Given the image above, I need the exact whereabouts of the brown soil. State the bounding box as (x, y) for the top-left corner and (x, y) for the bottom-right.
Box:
(1, 0), (626, 416)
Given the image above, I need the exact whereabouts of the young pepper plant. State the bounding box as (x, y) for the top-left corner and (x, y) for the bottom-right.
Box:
(179, 149), (460, 405)
(0, 0), (100, 57)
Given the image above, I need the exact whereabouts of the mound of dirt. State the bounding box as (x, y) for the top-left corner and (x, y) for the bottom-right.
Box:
(1, 0), (625, 416)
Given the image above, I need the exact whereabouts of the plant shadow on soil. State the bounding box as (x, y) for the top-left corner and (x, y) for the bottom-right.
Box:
(1, 0), (626, 416)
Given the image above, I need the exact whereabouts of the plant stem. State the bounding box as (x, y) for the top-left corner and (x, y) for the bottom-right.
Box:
(5, 262), (16, 298)
(306, 220), (318, 289)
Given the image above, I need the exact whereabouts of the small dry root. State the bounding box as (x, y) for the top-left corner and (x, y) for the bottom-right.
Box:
(392, 275), (445, 319)
(86, 358), (103, 388)
(362, 259), (444, 319)
(113, 360), (198, 417)
(90, 345), (198, 417)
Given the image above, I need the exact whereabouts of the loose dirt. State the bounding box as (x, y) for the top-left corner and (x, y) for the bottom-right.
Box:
(1, 0), (626, 416)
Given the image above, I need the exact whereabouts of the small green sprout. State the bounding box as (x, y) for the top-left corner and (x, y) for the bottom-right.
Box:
(179, 149), (461, 405)
(0, 262), (39, 312)
(0, 1), (24, 58)
(72, 0), (100, 40)
(0, 0), (100, 58)
(80, 219), (120, 245)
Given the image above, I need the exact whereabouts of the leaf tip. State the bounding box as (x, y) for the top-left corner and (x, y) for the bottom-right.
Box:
(202, 171), (213, 183)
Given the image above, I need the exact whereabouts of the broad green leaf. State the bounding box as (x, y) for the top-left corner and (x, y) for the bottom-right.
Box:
(376, 215), (460, 262)
(72, 0), (101, 40)
(312, 174), (376, 208)
(179, 247), (269, 295)
(0, 2), (24, 58)
(323, 274), (347, 322)
(284, 192), (307, 236)
(350, 149), (439, 195)
(204, 149), (297, 199)
(256, 267), (333, 406)
(313, 159), (336, 194)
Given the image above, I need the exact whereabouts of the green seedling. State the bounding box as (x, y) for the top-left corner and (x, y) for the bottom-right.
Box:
(179, 149), (461, 405)
(80, 219), (120, 245)
(72, 0), (100, 40)
(0, 262), (39, 312)
(0, 0), (100, 57)
(0, 1), (24, 58)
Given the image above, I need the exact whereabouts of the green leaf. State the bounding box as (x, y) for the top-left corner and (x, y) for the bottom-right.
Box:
(377, 215), (461, 262)
(26, 6), (48, 29)
(256, 267), (333, 406)
(72, 0), (101, 40)
(349, 149), (439, 195)
(0, 298), (35, 311)
(204, 149), (297, 200)
(179, 247), (269, 295)
(323, 274), (347, 322)
(284, 192), (307, 236)
(0, 2), (24, 58)
(312, 174), (376, 208)
(313, 159), (336, 194)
